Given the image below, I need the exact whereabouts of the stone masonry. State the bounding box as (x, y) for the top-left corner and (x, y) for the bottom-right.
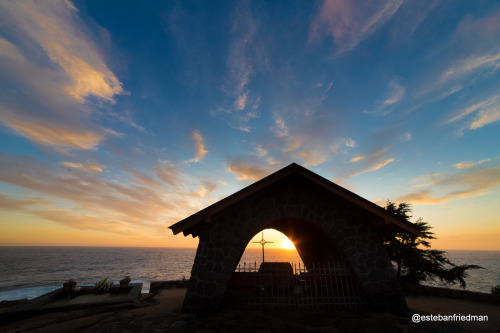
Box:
(182, 173), (409, 315)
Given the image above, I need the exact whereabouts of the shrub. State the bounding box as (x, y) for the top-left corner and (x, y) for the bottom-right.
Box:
(94, 277), (112, 293)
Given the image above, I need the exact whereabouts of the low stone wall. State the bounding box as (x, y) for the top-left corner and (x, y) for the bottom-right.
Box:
(149, 280), (190, 294)
(404, 285), (500, 305)
(0, 283), (143, 325)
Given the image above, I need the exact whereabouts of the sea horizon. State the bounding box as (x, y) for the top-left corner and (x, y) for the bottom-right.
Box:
(1, 247), (499, 302)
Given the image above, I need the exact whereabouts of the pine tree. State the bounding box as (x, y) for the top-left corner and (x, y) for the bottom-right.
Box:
(383, 201), (482, 288)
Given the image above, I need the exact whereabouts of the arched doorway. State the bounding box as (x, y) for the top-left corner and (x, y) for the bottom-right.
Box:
(238, 228), (302, 268)
(225, 227), (368, 310)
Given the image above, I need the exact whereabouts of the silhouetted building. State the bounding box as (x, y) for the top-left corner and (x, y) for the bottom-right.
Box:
(170, 163), (418, 314)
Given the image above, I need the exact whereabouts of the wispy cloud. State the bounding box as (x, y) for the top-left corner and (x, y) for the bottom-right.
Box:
(0, 193), (50, 211)
(348, 158), (395, 178)
(345, 138), (356, 148)
(123, 166), (162, 187)
(455, 159), (491, 169)
(212, 1), (261, 131)
(267, 157), (281, 166)
(330, 138), (356, 153)
(397, 165), (500, 205)
(350, 148), (388, 163)
(256, 146), (268, 157)
(191, 180), (218, 199)
(0, 194), (134, 236)
(270, 110), (348, 167)
(156, 162), (183, 188)
(0, 1), (123, 103)
(0, 113), (106, 150)
(364, 79), (405, 115)
(0, 153), (221, 237)
(0, 1), (125, 150)
(60, 161), (103, 172)
(470, 105), (500, 130)
(383, 80), (405, 106)
(441, 52), (500, 83)
(189, 129), (208, 163)
(444, 93), (500, 132)
(342, 147), (394, 178)
(298, 151), (327, 167)
(225, 158), (269, 181)
(271, 115), (302, 152)
(419, 9), (500, 100)
(309, 0), (404, 55)
(401, 132), (412, 141)
(272, 115), (290, 138)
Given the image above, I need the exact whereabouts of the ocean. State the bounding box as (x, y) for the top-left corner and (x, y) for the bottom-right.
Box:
(0, 247), (498, 301)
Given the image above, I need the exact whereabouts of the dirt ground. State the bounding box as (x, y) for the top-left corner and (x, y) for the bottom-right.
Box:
(1, 289), (498, 332)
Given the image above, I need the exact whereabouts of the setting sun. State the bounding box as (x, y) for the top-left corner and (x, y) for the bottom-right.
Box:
(281, 238), (296, 250)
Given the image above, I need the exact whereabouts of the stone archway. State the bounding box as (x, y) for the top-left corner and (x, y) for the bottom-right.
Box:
(170, 164), (419, 315)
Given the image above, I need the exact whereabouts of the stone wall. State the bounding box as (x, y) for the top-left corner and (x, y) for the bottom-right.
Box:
(404, 285), (500, 305)
(183, 174), (408, 315)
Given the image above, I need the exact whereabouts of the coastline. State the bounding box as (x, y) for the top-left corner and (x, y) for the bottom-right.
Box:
(1, 247), (499, 300)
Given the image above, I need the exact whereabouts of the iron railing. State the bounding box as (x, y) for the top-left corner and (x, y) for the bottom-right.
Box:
(227, 261), (368, 310)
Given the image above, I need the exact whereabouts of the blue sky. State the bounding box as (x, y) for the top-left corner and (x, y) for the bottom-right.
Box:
(0, 0), (499, 249)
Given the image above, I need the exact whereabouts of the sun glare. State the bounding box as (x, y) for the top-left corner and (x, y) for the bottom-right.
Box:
(281, 238), (296, 249)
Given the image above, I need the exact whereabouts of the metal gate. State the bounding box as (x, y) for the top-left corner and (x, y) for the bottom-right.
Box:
(226, 261), (368, 310)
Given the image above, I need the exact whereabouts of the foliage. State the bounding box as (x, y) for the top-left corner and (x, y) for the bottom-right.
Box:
(94, 277), (112, 293)
(383, 201), (482, 289)
(491, 285), (500, 296)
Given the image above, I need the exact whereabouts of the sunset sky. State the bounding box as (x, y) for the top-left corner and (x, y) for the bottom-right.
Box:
(0, 1), (499, 250)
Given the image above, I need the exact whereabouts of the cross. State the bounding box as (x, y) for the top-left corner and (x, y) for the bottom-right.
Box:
(252, 231), (273, 262)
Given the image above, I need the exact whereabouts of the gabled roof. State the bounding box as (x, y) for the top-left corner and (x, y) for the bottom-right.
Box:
(169, 163), (419, 237)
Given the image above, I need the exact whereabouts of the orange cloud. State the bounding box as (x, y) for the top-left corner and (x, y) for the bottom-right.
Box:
(226, 158), (269, 181)
(0, 194), (49, 210)
(397, 165), (500, 205)
(2, 115), (105, 150)
(190, 129), (208, 162)
(349, 158), (395, 178)
(298, 151), (326, 166)
(191, 181), (218, 199)
(0, 153), (222, 241)
(123, 167), (162, 187)
(470, 105), (500, 129)
(156, 162), (183, 188)
(1, 0), (124, 103)
(444, 94), (500, 130)
(256, 146), (268, 157)
(455, 159), (491, 169)
(350, 148), (388, 163)
(395, 190), (447, 205)
(267, 157), (281, 166)
(0, 1), (126, 151)
(60, 161), (103, 172)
